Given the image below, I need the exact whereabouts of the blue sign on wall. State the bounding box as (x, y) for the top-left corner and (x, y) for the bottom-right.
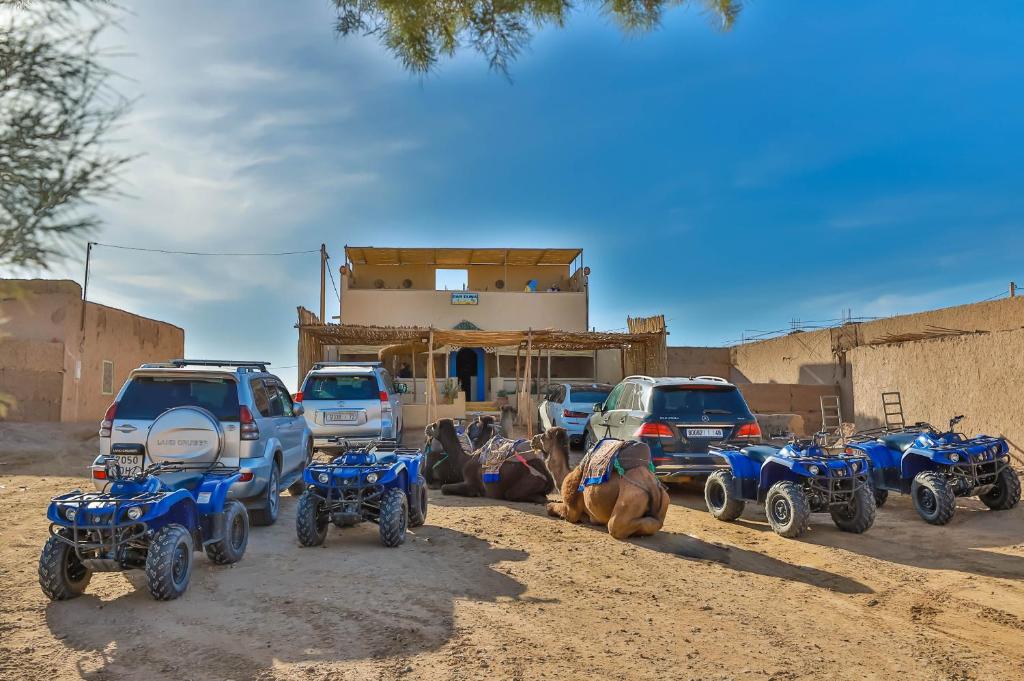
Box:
(451, 292), (479, 305)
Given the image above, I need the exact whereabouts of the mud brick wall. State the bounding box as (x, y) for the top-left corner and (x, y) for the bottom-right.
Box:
(667, 346), (732, 379)
(849, 326), (1024, 460)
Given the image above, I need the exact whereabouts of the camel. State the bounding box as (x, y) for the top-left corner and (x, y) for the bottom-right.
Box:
(546, 439), (669, 540)
(441, 432), (559, 504)
(531, 426), (571, 489)
(423, 418), (472, 488)
(466, 414), (499, 450)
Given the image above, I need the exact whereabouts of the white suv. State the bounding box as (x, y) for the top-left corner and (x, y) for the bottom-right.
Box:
(91, 359), (312, 526)
(298, 362), (405, 451)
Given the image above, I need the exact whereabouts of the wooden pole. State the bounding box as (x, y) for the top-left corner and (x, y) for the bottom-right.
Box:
(319, 243), (327, 323)
(427, 330), (435, 425)
(1011, 281), (1017, 298)
(411, 349), (417, 404)
(514, 344), (521, 410)
(525, 330), (533, 437)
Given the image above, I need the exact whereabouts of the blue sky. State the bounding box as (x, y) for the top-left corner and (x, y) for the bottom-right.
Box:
(37, 1), (1024, 389)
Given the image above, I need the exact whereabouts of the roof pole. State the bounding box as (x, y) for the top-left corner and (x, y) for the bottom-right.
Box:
(319, 243), (327, 323)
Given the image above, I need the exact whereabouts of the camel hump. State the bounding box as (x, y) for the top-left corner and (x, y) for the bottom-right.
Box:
(477, 436), (536, 482)
(579, 438), (652, 489)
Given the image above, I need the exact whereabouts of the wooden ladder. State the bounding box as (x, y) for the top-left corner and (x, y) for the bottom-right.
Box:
(882, 392), (906, 430)
(820, 395), (845, 444)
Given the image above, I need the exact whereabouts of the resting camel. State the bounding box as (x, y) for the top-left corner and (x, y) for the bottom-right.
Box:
(466, 414), (499, 450)
(547, 438), (669, 540)
(532, 426), (571, 489)
(441, 429), (567, 504)
(423, 418), (472, 488)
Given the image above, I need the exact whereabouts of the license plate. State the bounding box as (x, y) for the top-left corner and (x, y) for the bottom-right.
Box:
(113, 453), (143, 474)
(326, 411), (358, 423)
(686, 428), (724, 439)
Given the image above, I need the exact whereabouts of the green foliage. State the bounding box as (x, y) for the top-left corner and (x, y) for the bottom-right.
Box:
(0, 1), (132, 271)
(333, 0), (741, 76)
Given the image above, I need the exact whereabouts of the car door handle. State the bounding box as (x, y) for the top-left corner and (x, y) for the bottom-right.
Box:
(115, 425), (137, 433)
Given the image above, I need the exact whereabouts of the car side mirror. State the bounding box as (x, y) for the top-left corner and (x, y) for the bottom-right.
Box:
(293, 404), (305, 417)
(593, 402), (605, 414)
(396, 382), (409, 394)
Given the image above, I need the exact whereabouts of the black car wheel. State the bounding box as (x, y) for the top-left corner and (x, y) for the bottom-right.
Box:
(38, 532), (92, 601)
(251, 462), (280, 526)
(296, 492), (329, 547)
(764, 481), (811, 538)
(205, 500), (249, 564)
(911, 471), (956, 525)
(979, 467), (1021, 511)
(146, 524), (194, 600)
(830, 485), (876, 533)
(408, 475), (428, 528)
(704, 469), (745, 521)
(378, 488), (408, 547)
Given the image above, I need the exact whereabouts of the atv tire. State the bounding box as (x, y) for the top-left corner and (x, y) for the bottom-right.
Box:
(911, 471), (956, 525)
(408, 475), (428, 528)
(38, 532), (92, 600)
(704, 470), (745, 521)
(288, 444), (313, 496)
(205, 500), (249, 564)
(830, 484), (876, 533)
(250, 462), (280, 526)
(378, 488), (408, 548)
(764, 481), (811, 538)
(296, 492), (329, 547)
(146, 524), (194, 600)
(979, 467), (1021, 511)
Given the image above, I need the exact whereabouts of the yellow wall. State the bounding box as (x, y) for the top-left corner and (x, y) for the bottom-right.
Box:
(347, 263), (572, 292)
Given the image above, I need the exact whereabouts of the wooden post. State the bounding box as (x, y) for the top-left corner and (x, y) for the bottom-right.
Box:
(525, 330), (533, 437)
(319, 243), (327, 323)
(593, 349), (598, 381)
(1011, 281), (1017, 298)
(427, 330), (435, 425)
(546, 350), (551, 384)
(411, 349), (417, 404)
(514, 344), (521, 410)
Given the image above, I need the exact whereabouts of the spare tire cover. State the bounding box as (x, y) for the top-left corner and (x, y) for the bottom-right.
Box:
(146, 406), (224, 464)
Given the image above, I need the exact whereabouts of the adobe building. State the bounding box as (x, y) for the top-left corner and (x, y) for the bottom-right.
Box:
(0, 279), (184, 422)
(329, 246), (609, 403)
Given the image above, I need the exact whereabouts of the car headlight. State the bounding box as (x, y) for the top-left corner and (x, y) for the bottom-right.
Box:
(126, 506), (143, 521)
(318, 472), (330, 484)
(65, 507), (77, 522)
(366, 472), (379, 484)
(948, 452), (960, 462)
(808, 465), (821, 475)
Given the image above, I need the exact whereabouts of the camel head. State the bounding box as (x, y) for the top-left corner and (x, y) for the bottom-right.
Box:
(499, 405), (516, 437)
(427, 418), (465, 458)
(468, 414), (497, 449)
(532, 426), (570, 488)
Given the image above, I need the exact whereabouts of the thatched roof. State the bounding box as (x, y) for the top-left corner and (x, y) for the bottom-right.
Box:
(345, 246), (582, 268)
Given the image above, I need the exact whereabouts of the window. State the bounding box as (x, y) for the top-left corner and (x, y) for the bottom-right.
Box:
(619, 384), (640, 411)
(117, 377), (240, 422)
(651, 386), (752, 420)
(265, 381), (287, 417)
(101, 360), (114, 395)
(273, 381), (295, 417)
(250, 379), (271, 417)
(435, 269), (468, 291)
(379, 370), (395, 394)
(302, 374), (379, 400)
(603, 382), (626, 410)
(567, 387), (611, 406)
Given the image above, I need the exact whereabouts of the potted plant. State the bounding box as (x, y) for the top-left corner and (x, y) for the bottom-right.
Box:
(440, 379), (460, 404)
(495, 389), (510, 409)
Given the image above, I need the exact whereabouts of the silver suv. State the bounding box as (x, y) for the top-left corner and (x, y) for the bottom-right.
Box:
(298, 362), (405, 451)
(91, 359), (312, 526)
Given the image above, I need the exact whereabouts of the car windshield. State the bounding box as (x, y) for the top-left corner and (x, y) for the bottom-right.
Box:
(303, 374), (379, 400)
(651, 386), (751, 419)
(117, 376), (240, 422)
(569, 389), (611, 404)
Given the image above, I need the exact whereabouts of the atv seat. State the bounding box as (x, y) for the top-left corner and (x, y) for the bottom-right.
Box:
(878, 432), (918, 454)
(742, 446), (779, 464)
(158, 472), (205, 492)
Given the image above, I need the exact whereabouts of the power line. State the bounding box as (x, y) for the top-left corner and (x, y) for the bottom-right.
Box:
(91, 242), (320, 257)
(326, 255), (340, 302)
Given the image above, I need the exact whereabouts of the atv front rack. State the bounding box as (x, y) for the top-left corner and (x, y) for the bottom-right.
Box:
(49, 488), (165, 560)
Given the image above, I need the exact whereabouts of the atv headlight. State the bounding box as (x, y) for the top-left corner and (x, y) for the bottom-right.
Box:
(126, 506), (143, 521)
(318, 472), (330, 484)
(64, 507), (77, 522)
(808, 464), (821, 476)
(366, 472), (379, 484)
(850, 461), (861, 473)
(948, 452), (960, 462)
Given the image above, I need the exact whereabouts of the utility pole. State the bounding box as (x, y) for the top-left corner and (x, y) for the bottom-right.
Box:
(319, 243), (327, 323)
(1011, 281), (1017, 298)
(81, 241), (94, 330)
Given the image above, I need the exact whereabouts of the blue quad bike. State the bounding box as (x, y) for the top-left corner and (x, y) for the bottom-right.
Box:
(296, 441), (427, 548)
(39, 445), (249, 601)
(845, 416), (1021, 525)
(704, 437), (876, 538)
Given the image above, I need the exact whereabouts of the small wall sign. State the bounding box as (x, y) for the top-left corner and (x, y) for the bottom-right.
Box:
(451, 292), (479, 305)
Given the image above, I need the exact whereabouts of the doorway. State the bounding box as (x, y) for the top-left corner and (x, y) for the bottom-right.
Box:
(450, 347), (485, 402)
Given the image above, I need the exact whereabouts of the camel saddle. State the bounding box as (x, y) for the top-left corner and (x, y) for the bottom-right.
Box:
(476, 436), (542, 483)
(579, 439), (653, 490)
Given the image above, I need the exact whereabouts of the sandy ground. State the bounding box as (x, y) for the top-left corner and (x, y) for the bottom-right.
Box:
(2, 423), (1024, 681)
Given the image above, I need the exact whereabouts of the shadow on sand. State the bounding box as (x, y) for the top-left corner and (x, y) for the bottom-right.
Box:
(45, 496), (533, 680)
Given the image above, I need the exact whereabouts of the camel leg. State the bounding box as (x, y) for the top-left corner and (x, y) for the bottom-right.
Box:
(607, 512), (664, 540)
(605, 480), (667, 539)
(441, 480), (480, 496)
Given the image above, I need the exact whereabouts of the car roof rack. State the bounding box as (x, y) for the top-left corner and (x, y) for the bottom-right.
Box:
(312, 361), (382, 370)
(167, 359), (270, 372)
(694, 375), (729, 383)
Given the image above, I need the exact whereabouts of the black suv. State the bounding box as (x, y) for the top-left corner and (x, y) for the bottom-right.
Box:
(584, 375), (761, 481)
